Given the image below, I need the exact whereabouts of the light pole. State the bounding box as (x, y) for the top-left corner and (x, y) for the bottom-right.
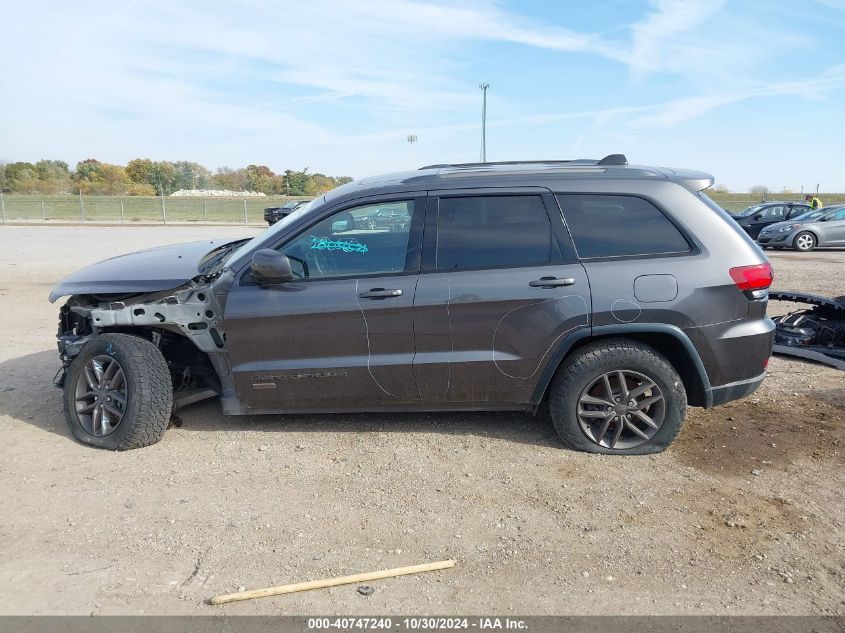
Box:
(479, 82), (490, 162)
(407, 134), (418, 167)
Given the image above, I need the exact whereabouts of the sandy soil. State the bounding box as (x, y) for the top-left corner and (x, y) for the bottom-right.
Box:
(0, 226), (842, 615)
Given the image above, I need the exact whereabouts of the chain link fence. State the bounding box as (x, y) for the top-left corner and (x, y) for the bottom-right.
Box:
(2, 193), (843, 225)
(0, 195), (312, 225)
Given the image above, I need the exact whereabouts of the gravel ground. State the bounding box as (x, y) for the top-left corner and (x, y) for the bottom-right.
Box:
(0, 226), (842, 615)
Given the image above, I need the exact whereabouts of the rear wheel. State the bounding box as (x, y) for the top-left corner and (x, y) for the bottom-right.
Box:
(548, 339), (686, 455)
(63, 333), (173, 450)
(793, 231), (816, 252)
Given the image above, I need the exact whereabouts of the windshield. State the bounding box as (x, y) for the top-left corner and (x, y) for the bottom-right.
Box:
(791, 209), (824, 222)
(735, 204), (764, 217)
(282, 201), (300, 209)
(226, 199), (319, 267)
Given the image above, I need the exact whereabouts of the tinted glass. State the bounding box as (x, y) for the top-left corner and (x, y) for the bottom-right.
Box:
(759, 206), (784, 218)
(832, 209), (845, 221)
(556, 194), (690, 258)
(436, 196), (551, 270)
(787, 205), (811, 218)
(281, 200), (415, 279)
(737, 205), (764, 217)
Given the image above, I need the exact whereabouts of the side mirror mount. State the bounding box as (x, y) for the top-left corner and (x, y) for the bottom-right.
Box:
(250, 249), (293, 285)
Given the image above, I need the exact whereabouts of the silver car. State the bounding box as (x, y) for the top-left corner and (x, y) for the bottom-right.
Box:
(757, 205), (845, 251)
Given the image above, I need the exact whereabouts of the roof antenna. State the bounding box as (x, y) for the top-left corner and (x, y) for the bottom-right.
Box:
(597, 154), (627, 166)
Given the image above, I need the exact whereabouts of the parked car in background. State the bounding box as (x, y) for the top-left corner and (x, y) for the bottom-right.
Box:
(50, 155), (774, 455)
(731, 202), (812, 239)
(354, 206), (412, 231)
(757, 204), (845, 251)
(264, 199), (312, 225)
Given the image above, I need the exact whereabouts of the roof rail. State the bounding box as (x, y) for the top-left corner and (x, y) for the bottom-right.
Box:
(419, 154), (628, 170)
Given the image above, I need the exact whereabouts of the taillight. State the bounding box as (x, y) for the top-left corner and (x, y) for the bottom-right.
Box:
(729, 263), (773, 291)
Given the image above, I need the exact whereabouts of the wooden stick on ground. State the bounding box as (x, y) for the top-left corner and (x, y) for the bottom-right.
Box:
(209, 559), (456, 605)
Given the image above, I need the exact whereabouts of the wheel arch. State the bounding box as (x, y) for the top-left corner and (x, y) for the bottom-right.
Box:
(793, 229), (819, 248)
(86, 325), (221, 394)
(531, 324), (712, 409)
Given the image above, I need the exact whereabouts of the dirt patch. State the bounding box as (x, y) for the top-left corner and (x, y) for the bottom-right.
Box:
(675, 394), (843, 476)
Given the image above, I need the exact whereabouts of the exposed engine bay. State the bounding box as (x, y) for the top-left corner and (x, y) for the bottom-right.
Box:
(770, 291), (845, 371)
(55, 273), (237, 410)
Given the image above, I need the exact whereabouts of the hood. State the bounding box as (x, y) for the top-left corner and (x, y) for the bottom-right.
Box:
(759, 219), (802, 233)
(49, 238), (244, 303)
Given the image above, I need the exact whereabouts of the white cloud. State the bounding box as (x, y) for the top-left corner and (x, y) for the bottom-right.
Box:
(0, 0), (842, 187)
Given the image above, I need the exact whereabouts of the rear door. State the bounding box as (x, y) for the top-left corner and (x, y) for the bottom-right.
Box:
(412, 189), (590, 406)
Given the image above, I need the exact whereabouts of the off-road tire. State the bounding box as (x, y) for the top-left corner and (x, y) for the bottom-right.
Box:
(793, 231), (817, 252)
(63, 333), (172, 450)
(548, 339), (687, 455)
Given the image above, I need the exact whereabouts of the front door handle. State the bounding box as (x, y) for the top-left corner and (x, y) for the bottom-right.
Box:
(359, 288), (403, 299)
(529, 277), (576, 288)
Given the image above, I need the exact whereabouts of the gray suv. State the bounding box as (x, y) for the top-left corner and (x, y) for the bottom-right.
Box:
(50, 155), (775, 455)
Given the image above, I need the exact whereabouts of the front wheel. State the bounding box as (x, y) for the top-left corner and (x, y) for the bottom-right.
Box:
(63, 333), (173, 450)
(793, 231), (816, 252)
(548, 339), (687, 455)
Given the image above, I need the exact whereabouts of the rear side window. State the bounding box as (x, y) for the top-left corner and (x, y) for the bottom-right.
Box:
(556, 194), (690, 259)
(759, 205), (784, 218)
(436, 195), (552, 270)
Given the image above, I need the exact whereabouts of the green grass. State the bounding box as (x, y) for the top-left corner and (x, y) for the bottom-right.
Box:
(705, 192), (845, 211)
(0, 195), (311, 224)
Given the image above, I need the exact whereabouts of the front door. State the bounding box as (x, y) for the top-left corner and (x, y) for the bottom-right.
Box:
(224, 196), (424, 412)
(412, 191), (591, 406)
(821, 207), (845, 244)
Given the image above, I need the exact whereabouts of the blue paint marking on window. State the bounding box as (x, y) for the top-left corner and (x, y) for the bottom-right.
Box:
(310, 236), (368, 254)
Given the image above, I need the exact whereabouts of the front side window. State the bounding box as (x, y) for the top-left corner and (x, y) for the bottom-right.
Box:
(281, 200), (416, 279)
(556, 194), (690, 259)
(435, 195), (552, 270)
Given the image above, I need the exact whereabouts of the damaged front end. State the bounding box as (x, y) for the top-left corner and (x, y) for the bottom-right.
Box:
(770, 291), (845, 371)
(55, 272), (237, 409)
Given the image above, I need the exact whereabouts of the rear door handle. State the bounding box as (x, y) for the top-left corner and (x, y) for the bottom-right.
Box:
(359, 288), (403, 299)
(529, 277), (576, 288)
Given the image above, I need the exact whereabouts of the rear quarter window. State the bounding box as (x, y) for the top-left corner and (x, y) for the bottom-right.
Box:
(556, 194), (691, 259)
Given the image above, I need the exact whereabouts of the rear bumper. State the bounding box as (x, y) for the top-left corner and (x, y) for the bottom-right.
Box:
(706, 371), (766, 407)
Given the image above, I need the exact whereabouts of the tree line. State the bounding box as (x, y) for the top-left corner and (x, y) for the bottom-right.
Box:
(0, 159), (353, 196)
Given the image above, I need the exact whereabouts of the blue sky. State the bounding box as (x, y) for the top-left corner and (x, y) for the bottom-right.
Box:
(1, 0), (844, 190)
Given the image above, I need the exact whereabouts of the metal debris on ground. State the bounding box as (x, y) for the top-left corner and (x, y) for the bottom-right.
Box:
(770, 291), (845, 370)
